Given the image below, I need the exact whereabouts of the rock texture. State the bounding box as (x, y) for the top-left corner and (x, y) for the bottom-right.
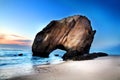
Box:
(32, 15), (107, 60)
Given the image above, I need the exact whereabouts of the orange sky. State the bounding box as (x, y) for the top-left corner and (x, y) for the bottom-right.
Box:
(0, 33), (32, 46)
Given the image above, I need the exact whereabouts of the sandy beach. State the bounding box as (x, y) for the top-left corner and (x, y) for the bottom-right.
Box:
(6, 56), (120, 80)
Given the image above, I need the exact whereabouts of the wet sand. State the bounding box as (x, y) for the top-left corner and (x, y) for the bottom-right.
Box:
(6, 56), (120, 80)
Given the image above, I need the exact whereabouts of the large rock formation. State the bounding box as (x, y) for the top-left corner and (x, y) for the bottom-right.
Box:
(32, 15), (107, 60)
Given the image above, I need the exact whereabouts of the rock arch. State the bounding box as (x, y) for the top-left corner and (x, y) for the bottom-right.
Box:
(32, 15), (96, 60)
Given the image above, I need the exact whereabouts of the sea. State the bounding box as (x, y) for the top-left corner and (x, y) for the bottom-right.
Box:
(0, 48), (66, 79)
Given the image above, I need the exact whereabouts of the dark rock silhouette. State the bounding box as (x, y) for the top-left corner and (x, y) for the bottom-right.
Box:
(54, 54), (59, 57)
(32, 15), (108, 60)
(62, 52), (108, 60)
(18, 53), (23, 56)
(13, 53), (23, 56)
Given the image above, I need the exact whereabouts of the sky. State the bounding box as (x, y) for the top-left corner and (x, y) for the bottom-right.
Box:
(0, 0), (120, 54)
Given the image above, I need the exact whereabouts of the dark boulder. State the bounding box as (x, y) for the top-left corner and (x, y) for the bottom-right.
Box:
(32, 15), (96, 60)
(62, 52), (108, 61)
(18, 53), (23, 56)
(13, 53), (23, 56)
(92, 52), (108, 57)
(54, 54), (59, 57)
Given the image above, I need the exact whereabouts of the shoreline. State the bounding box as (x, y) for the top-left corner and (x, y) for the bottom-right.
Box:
(2, 56), (120, 80)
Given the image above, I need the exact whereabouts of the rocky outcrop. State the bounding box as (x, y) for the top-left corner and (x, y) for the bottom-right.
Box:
(62, 52), (108, 60)
(32, 15), (106, 60)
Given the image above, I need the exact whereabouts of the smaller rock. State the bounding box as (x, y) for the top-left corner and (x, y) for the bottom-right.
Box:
(63, 52), (108, 61)
(93, 52), (108, 57)
(18, 53), (23, 56)
(54, 54), (59, 56)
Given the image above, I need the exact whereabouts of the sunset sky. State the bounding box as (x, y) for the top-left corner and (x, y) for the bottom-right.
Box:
(0, 0), (120, 54)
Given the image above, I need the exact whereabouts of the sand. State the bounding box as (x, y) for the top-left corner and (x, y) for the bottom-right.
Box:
(7, 56), (120, 80)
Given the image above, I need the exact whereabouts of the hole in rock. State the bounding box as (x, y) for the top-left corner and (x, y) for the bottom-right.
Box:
(49, 49), (66, 58)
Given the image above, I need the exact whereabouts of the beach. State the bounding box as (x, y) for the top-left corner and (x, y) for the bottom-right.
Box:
(6, 56), (120, 80)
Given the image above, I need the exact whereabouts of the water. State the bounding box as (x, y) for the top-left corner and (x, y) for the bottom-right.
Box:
(0, 49), (66, 79)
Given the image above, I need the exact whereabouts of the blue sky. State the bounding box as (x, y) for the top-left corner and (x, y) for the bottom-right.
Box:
(0, 0), (120, 54)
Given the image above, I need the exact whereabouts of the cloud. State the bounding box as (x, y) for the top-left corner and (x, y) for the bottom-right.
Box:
(15, 40), (32, 42)
(0, 33), (32, 46)
(0, 34), (7, 43)
(13, 40), (32, 45)
(0, 34), (5, 39)
(11, 34), (25, 38)
(0, 36), (4, 39)
(0, 44), (31, 50)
